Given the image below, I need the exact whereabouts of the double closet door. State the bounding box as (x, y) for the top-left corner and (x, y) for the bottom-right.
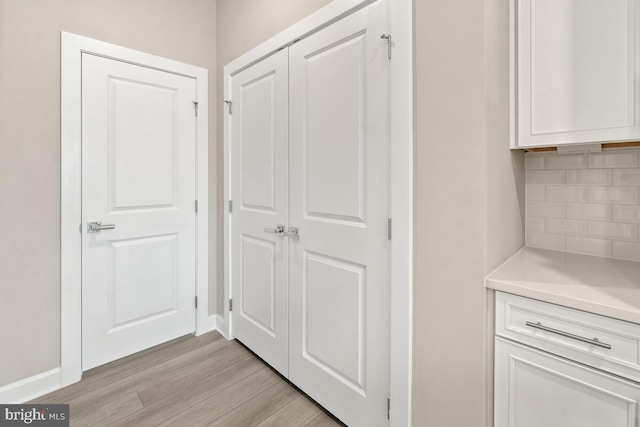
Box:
(230, 4), (390, 426)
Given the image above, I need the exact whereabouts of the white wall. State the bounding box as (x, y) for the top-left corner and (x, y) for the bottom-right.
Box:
(413, 0), (525, 425)
(215, 0), (333, 313)
(0, 0), (217, 387)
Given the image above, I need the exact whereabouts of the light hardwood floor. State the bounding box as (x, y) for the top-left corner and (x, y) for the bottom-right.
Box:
(34, 332), (343, 426)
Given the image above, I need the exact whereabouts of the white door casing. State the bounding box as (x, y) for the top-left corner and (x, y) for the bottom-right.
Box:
(230, 49), (290, 376)
(288, 4), (390, 426)
(81, 54), (197, 370)
(62, 33), (208, 387)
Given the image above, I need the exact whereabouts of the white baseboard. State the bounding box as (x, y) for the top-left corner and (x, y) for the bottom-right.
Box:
(209, 314), (228, 339)
(1, 316), (229, 405)
(216, 314), (227, 337)
(208, 314), (217, 332)
(0, 368), (62, 404)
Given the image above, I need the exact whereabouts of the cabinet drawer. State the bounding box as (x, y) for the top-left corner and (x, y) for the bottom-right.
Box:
(496, 292), (640, 382)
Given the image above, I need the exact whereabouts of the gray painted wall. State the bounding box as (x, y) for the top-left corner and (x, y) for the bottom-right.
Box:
(0, 0), (217, 387)
(0, 2), (526, 426)
(413, 0), (524, 425)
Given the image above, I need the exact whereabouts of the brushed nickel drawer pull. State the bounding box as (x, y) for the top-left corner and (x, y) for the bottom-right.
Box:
(525, 321), (612, 350)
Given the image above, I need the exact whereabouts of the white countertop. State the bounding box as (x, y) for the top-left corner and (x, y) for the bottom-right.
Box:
(486, 247), (640, 324)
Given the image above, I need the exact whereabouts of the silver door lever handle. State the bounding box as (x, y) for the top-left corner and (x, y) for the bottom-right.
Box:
(264, 225), (285, 235)
(286, 227), (300, 240)
(87, 221), (116, 233)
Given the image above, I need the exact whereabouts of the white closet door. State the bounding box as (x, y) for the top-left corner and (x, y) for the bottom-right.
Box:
(288, 4), (391, 426)
(230, 49), (290, 376)
(82, 54), (197, 370)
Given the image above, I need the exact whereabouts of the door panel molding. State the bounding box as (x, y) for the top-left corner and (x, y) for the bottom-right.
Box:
(223, 0), (413, 425)
(288, 6), (391, 424)
(61, 32), (209, 386)
(81, 54), (197, 370)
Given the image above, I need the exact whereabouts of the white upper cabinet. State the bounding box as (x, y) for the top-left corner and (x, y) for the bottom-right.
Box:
(512, 0), (640, 148)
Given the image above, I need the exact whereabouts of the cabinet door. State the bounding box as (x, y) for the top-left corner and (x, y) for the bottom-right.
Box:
(495, 337), (640, 427)
(515, 0), (640, 148)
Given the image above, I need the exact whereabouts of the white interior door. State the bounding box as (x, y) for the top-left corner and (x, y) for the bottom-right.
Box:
(230, 49), (290, 376)
(288, 4), (391, 426)
(81, 53), (197, 370)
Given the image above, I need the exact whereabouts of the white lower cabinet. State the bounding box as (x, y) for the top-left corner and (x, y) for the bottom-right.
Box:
(495, 334), (640, 427)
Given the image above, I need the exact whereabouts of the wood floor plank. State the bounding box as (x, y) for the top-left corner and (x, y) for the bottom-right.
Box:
(36, 332), (222, 404)
(30, 332), (342, 426)
(82, 334), (195, 379)
(207, 381), (299, 427)
(70, 391), (142, 427)
(305, 412), (343, 427)
(109, 355), (264, 427)
(256, 395), (323, 427)
(136, 341), (249, 406)
(68, 338), (234, 418)
(157, 367), (280, 427)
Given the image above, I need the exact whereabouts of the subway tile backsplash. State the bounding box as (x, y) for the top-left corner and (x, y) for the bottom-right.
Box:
(525, 148), (640, 262)
(567, 169), (613, 185)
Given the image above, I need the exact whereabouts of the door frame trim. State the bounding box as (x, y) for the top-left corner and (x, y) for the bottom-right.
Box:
(222, 1), (413, 425)
(60, 32), (209, 387)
